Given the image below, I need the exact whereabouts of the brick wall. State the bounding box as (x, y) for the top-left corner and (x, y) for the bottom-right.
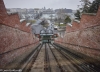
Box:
(0, 0), (39, 68)
(55, 6), (100, 60)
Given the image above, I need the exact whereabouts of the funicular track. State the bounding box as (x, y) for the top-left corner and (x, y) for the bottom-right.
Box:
(23, 43), (100, 72)
(51, 44), (88, 72)
(53, 43), (100, 72)
(48, 43), (65, 72)
(22, 43), (43, 72)
(44, 43), (51, 72)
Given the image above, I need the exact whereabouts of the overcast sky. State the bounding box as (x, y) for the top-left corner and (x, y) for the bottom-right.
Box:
(4, 0), (93, 10)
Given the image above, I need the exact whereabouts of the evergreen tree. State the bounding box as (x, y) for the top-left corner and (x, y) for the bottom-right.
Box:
(79, 0), (91, 13)
(64, 16), (71, 24)
(89, 0), (100, 13)
(74, 10), (81, 20)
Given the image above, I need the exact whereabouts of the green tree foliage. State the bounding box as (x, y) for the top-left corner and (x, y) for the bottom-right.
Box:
(29, 20), (36, 24)
(64, 16), (71, 24)
(74, 10), (81, 20)
(89, 0), (100, 13)
(74, 0), (92, 20)
(79, 0), (100, 13)
(80, 0), (91, 13)
(75, 0), (100, 20)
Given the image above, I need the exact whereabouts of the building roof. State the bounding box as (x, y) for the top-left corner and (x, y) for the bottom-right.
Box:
(55, 9), (72, 13)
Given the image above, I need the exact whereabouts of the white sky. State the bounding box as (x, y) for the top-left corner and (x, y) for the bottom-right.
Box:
(4, 0), (93, 10)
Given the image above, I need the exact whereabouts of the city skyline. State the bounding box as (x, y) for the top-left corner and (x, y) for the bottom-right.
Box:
(4, 0), (93, 10)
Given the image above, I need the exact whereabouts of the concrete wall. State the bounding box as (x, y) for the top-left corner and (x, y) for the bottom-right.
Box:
(0, 0), (39, 68)
(55, 6), (100, 60)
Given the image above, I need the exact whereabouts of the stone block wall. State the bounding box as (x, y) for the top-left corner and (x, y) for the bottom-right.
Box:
(55, 6), (100, 60)
(0, 0), (39, 68)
